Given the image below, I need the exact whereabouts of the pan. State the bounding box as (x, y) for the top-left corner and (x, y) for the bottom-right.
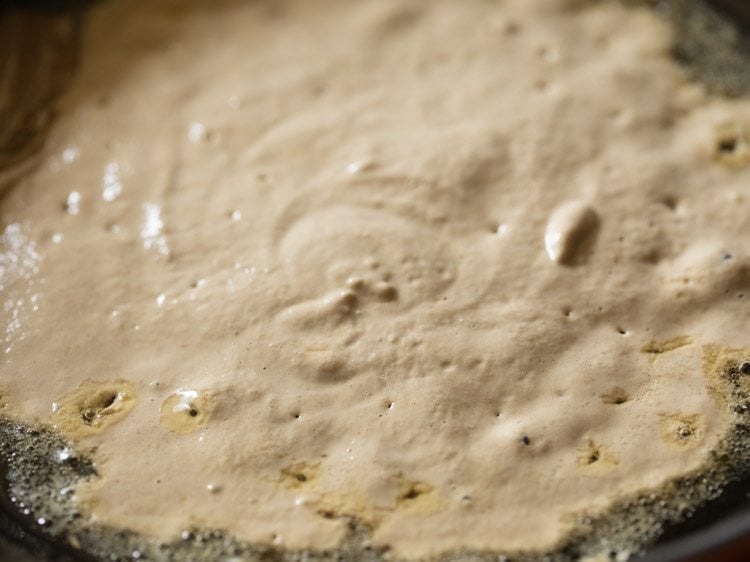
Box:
(0, 1), (749, 560)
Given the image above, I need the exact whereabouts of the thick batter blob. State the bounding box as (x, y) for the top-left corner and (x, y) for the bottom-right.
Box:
(1, 0), (749, 558)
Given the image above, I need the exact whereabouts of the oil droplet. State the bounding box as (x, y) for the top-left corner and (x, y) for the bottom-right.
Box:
(102, 162), (123, 202)
(141, 202), (169, 256)
(65, 191), (81, 216)
(346, 159), (374, 175)
(62, 146), (79, 164)
(188, 122), (208, 143)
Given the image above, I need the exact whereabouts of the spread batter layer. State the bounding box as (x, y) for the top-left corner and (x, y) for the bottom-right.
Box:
(1, 0), (749, 560)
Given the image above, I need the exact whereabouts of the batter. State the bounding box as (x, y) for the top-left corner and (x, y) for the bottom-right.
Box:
(1, 0), (749, 559)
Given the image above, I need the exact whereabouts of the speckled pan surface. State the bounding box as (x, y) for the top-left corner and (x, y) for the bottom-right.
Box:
(1, 1), (750, 561)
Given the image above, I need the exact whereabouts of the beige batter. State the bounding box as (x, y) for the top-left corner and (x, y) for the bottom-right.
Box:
(1, 0), (750, 558)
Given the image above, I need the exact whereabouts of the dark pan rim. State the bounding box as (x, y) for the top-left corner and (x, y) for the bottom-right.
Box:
(643, 508), (750, 562)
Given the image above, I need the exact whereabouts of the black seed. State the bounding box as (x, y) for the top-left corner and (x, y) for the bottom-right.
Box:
(522, 435), (531, 446)
(188, 409), (198, 417)
(403, 487), (421, 500)
(296, 473), (307, 482)
(718, 138), (738, 153)
(741, 362), (750, 375)
(678, 426), (693, 439)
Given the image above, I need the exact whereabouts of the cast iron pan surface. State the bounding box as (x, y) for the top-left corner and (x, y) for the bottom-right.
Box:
(0, 1), (749, 561)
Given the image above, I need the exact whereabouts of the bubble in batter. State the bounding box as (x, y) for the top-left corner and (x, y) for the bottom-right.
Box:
(160, 389), (215, 433)
(51, 380), (136, 438)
